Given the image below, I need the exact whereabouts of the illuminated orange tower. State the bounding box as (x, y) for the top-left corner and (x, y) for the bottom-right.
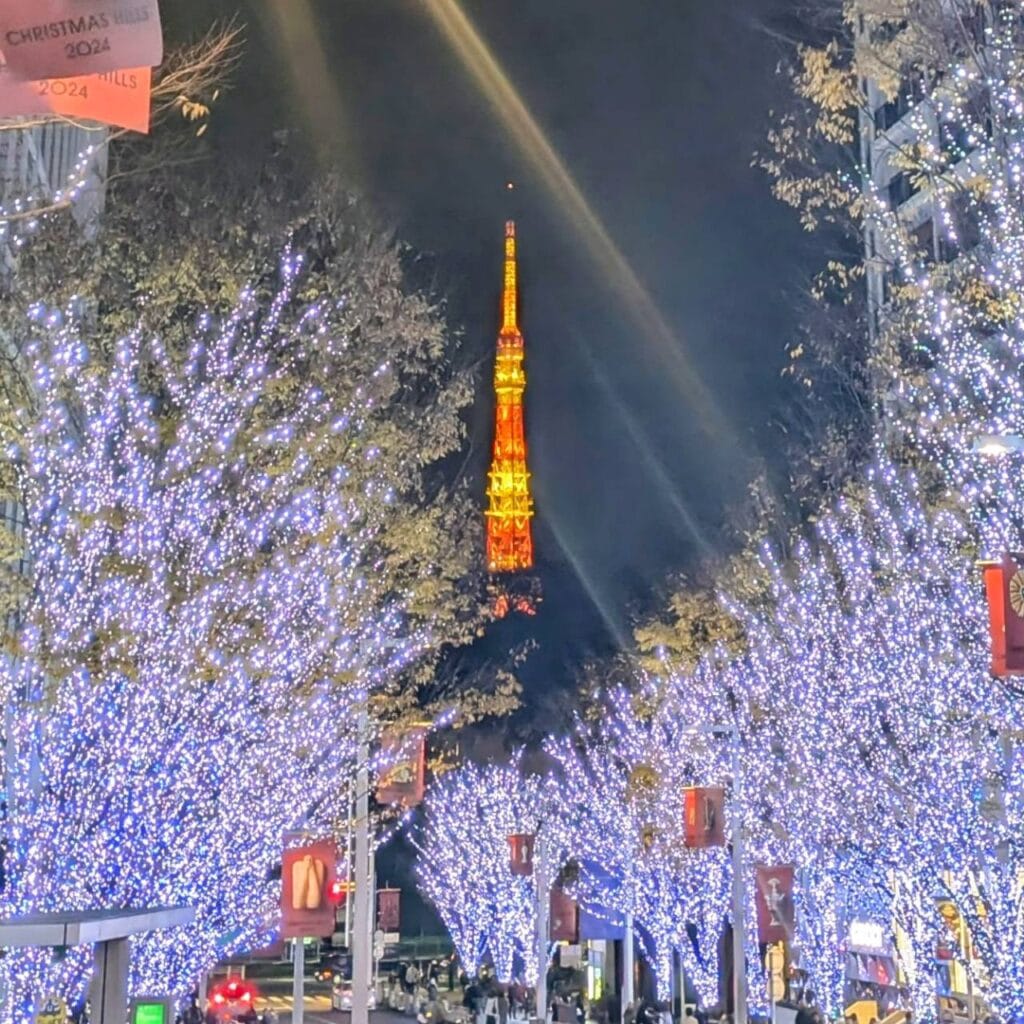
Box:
(486, 220), (535, 575)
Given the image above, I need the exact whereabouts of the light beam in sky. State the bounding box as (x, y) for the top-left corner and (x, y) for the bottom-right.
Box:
(421, 0), (738, 451)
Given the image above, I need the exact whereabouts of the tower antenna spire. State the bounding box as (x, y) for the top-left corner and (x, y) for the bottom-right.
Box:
(502, 219), (518, 334)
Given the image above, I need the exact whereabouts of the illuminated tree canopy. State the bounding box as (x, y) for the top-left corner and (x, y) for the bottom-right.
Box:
(0, 193), (486, 1018)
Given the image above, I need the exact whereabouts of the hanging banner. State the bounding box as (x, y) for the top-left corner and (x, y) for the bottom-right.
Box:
(280, 837), (338, 939)
(981, 553), (1024, 676)
(549, 887), (579, 943)
(377, 887), (401, 934)
(375, 727), (426, 807)
(683, 786), (726, 848)
(754, 865), (795, 945)
(0, 1), (162, 82)
(508, 833), (535, 876)
(0, 61), (151, 132)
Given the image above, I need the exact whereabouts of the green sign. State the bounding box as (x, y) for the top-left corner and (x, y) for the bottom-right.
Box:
(132, 1002), (168, 1024)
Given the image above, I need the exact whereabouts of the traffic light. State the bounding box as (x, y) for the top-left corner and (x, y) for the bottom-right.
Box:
(327, 879), (352, 905)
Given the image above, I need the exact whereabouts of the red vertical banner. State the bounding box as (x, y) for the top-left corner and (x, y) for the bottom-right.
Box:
(981, 554), (1024, 676)
(281, 838), (338, 939)
(754, 865), (795, 945)
(377, 888), (401, 934)
(683, 786), (726, 848)
(376, 727), (427, 807)
(549, 888), (578, 943)
(508, 833), (535, 876)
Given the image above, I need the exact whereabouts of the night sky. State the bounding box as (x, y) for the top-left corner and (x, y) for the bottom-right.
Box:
(170, 0), (810, 673)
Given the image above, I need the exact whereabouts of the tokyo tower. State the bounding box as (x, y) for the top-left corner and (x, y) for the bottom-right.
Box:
(485, 220), (536, 594)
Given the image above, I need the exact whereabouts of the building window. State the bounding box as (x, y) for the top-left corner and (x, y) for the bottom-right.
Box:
(887, 172), (920, 210)
(881, 266), (899, 307)
(873, 76), (928, 132)
(911, 218), (935, 260)
(874, 99), (900, 132)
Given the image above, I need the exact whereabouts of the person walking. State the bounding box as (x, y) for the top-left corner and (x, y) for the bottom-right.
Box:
(464, 976), (482, 1024)
(409, 962), (422, 989)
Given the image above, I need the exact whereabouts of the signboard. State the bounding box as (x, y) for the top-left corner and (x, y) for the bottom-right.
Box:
(683, 786), (726, 848)
(0, 60), (151, 131)
(847, 919), (886, 953)
(377, 887), (400, 934)
(130, 1000), (172, 1024)
(765, 944), (785, 1002)
(981, 553), (1024, 676)
(549, 887), (579, 943)
(281, 837), (338, 939)
(375, 727), (426, 807)
(508, 833), (535, 876)
(0, 1), (162, 81)
(753, 865), (794, 945)
(560, 944), (582, 968)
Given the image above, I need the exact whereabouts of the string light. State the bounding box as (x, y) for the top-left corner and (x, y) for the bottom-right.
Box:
(414, 758), (552, 983)
(0, 249), (428, 1022)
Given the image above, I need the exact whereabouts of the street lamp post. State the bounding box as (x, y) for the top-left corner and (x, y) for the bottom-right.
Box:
(683, 724), (746, 1024)
(534, 835), (550, 1024)
(352, 706), (373, 1024)
(727, 728), (748, 1024)
(622, 909), (635, 1012)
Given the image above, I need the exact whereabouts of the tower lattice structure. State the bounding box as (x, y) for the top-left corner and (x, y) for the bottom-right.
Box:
(486, 220), (535, 574)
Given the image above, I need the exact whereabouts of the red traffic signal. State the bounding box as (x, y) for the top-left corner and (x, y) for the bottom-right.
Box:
(328, 878), (352, 905)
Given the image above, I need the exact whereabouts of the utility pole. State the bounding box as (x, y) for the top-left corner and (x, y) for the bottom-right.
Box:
(728, 728), (747, 1024)
(352, 707), (372, 1024)
(534, 835), (549, 1024)
(622, 911), (634, 1011)
(292, 937), (305, 1024)
(343, 777), (354, 947)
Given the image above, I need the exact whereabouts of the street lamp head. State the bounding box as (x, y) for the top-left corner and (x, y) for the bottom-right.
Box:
(972, 433), (1024, 457)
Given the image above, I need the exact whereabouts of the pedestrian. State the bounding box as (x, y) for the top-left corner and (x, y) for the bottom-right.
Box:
(509, 980), (524, 1021)
(406, 961), (421, 996)
(464, 977), (481, 1023)
(447, 957), (457, 992)
(795, 990), (817, 1024)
